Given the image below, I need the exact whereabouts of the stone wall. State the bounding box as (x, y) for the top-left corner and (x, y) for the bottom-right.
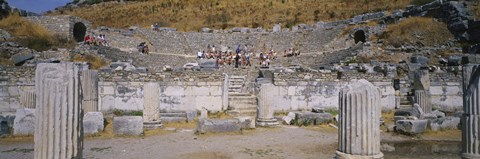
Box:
(135, 26), (343, 55)
(98, 70), (225, 112)
(25, 15), (91, 40)
(98, 81), (224, 112)
(0, 66), (35, 112)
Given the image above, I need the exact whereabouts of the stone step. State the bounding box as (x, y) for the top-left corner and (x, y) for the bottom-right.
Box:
(160, 117), (187, 123)
(230, 76), (246, 79)
(229, 100), (256, 105)
(160, 112), (186, 118)
(228, 92), (252, 96)
(226, 110), (257, 116)
(229, 104), (257, 110)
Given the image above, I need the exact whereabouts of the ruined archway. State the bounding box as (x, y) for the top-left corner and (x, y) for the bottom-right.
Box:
(73, 22), (87, 42)
(354, 30), (366, 44)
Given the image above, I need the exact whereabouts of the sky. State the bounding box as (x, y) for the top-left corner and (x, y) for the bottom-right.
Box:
(6, 0), (71, 14)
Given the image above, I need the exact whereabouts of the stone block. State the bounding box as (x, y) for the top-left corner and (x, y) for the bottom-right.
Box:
(83, 112), (104, 135)
(282, 112), (296, 125)
(394, 108), (421, 119)
(10, 49), (34, 65)
(196, 119), (241, 134)
(13, 108), (35, 136)
(113, 116), (143, 136)
(0, 113), (15, 136)
(236, 116), (255, 129)
(294, 112), (333, 126)
(186, 110), (197, 122)
(395, 119), (428, 135)
(430, 117), (460, 131)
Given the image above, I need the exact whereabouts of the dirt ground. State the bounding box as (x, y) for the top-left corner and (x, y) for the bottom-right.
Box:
(0, 124), (461, 159)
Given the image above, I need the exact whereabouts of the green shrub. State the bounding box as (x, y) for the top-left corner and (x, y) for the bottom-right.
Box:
(112, 109), (143, 116)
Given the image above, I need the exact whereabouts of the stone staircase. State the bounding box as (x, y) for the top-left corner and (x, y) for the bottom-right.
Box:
(160, 111), (188, 123)
(226, 75), (257, 116)
(399, 95), (414, 109)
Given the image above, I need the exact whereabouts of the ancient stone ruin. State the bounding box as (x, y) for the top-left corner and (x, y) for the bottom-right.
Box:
(336, 79), (383, 159)
(34, 63), (83, 159)
(461, 56), (480, 159)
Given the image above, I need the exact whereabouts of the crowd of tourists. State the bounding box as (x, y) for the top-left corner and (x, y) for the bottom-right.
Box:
(197, 44), (299, 68)
(84, 34), (108, 46)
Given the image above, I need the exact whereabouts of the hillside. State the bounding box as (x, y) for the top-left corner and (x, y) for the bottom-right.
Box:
(50, 0), (411, 31)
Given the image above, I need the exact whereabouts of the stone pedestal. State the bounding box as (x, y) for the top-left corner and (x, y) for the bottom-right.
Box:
(256, 83), (278, 127)
(81, 70), (98, 112)
(34, 63), (83, 159)
(143, 83), (162, 129)
(412, 69), (431, 113)
(461, 64), (480, 159)
(20, 91), (36, 109)
(414, 90), (432, 114)
(337, 79), (383, 159)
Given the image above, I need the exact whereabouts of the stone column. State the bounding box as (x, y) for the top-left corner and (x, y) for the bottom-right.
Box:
(20, 90), (36, 109)
(81, 70), (98, 112)
(337, 79), (383, 159)
(256, 83), (278, 127)
(34, 63), (83, 159)
(412, 69), (431, 113)
(143, 82), (162, 129)
(223, 73), (229, 111)
(414, 90), (431, 114)
(462, 63), (480, 159)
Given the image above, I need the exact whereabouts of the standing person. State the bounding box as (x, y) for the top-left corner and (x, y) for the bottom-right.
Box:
(235, 53), (240, 68)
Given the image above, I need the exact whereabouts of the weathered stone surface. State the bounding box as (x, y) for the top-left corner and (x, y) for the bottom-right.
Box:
(273, 24), (281, 33)
(0, 113), (15, 136)
(83, 112), (104, 135)
(395, 120), (428, 135)
(282, 112), (296, 125)
(411, 56), (429, 64)
(10, 49), (34, 65)
(294, 112), (333, 126)
(430, 117), (460, 131)
(196, 118), (241, 134)
(113, 116), (143, 136)
(20, 90), (35, 109)
(34, 63), (83, 159)
(236, 116), (255, 129)
(81, 70), (98, 112)
(337, 79), (382, 158)
(414, 90), (431, 114)
(13, 108), (35, 136)
(256, 83), (279, 127)
(143, 83), (161, 122)
(186, 110), (197, 122)
(462, 63), (480, 158)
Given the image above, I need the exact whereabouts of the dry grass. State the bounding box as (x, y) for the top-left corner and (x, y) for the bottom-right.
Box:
(381, 17), (453, 48)
(72, 54), (109, 69)
(50, 0), (410, 31)
(0, 13), (76, 51)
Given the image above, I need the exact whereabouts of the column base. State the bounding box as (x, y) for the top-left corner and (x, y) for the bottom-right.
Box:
(461, 153), (480, 159)
(335, 151), (383, 159)
(256, 118), (279, 127)
(144, 121), (163, 130)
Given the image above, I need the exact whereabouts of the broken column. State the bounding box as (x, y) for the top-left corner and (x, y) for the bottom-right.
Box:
(34, 63), (83, 159)
(337, 79), (383, 159)
(256, 83), (279, 127)
(461, 58), (480, 159)
(20, 90), (36, 109)
(143, 82), (162, 129)
(81, 70), (98, 112)
(413, 69), (432, 113)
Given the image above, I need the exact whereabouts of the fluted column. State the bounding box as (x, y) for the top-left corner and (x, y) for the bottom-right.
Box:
(414, 90), (432, 114)
(462, 63), (480, 159)
(20, 90), (36, 109)
(143, 82), (162, 129)
(80, 70), (98, 112)
(337, 79), (383, 159)
(34, 63), (83, 159)
(256, 83), (278, 127)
